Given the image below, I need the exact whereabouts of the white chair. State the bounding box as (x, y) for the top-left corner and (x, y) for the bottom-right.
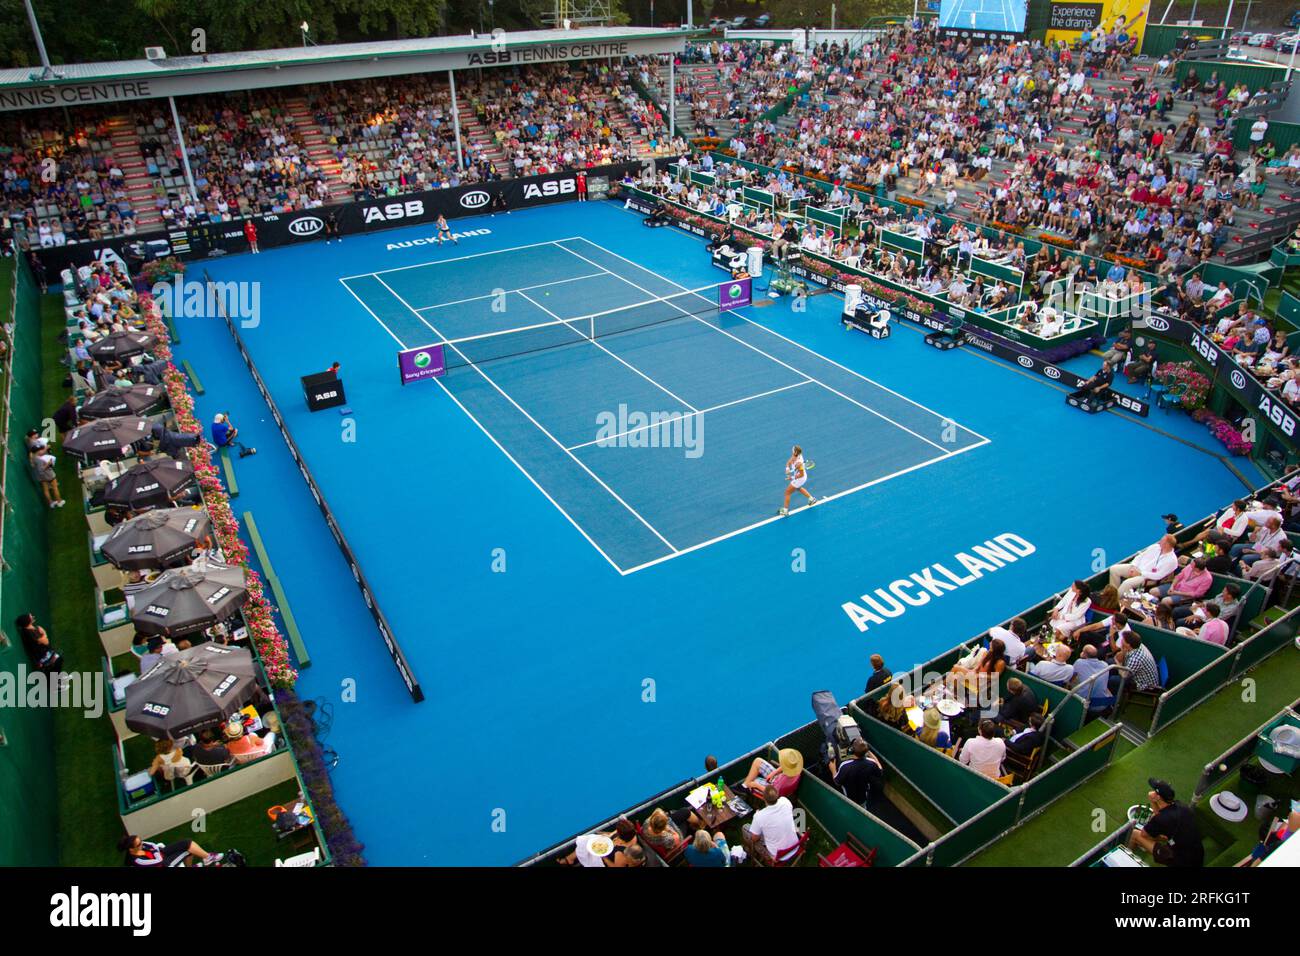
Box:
(275, 847), (322, 867)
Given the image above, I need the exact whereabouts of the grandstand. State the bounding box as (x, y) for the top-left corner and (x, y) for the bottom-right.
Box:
(2, 2), (1299, 913)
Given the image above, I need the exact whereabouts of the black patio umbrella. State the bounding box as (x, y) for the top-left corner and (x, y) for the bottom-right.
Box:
(131, 563), (250, 638)
(102, 507), (212, 571)
(63, 416), (152, 463)
(86, 330), (154, 361)
(125, 643), (260, 739)
(103, 457), (196, 512)
(79, 383), (165, 421)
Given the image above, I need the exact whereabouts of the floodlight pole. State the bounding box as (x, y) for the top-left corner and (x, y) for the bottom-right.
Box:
(669, 57), (676, 139)
(168, 96), (199, 205)
(23, 0), (60, 80)
(449, 70), (465, 170)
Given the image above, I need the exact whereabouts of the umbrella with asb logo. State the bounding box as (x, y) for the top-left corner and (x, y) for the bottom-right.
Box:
(130, 563), (249, 638)
(102, 507), (212, 571)
(79, 383), (165, 421)
(63, 416), (152, 462)
(103, 457), (196, 512)
(86, 330), (154, 361)
(125, 643), (260, 738)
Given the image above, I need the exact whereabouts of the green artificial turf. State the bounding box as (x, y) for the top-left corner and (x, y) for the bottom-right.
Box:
(147, 778), (311, 867)
(38, 290), (125, 865)
(964, 648), (1300, 867)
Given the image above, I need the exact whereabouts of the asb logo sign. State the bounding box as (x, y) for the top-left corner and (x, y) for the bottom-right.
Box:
(523, 179), (576, 199)
(1258, 394), (1297, 437)
(363, 200), (425, 224)
(460, 190), (490, 210)
(289, 216), (323, 237)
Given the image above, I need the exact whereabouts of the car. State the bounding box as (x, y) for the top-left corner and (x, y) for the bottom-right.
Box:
(1262, 33), (1281, 49)
(708, 17), (729, 30)
(752, 13), (772, 27)
(1278, 34), (1300, 53)
(729, 16), (750, 29)
(1231, 32), (1252, 43)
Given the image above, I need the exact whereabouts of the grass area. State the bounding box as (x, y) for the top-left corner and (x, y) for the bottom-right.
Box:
(148, 778), (313, 867)
(964, 646), (1300, 867)
(39, 290), (124, 865)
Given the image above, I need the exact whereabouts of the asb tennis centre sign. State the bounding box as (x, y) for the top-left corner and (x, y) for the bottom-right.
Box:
(398, 345), (447, 385)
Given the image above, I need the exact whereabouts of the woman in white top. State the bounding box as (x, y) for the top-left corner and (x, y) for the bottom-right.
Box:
(778, 445), (816, 516)
(1050, 579), (1092, 639)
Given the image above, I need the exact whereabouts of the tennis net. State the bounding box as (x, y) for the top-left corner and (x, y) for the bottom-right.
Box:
(437, 284), (728, 370)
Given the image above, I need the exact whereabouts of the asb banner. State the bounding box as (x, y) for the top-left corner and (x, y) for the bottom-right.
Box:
(719, 278), (752, 311)
(31, 162), (643, 275)
(398, 344), (447, 385)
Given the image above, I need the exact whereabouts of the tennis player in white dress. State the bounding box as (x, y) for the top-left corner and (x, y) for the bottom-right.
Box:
(779, 445), (817, 516)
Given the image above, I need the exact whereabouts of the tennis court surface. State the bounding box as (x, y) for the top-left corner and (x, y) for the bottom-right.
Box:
(341, 236), (988, 572)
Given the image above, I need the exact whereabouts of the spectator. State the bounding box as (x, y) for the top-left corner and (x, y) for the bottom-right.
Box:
(830, 738), (883, 807)
(1031, 642), (1074, 685)
(1070, 645), (1114, 711)
(211, 413), (257, 458)
(996, 677), (1038, 727)
(31, 442), (64, 509)
(738, 748), (803, 798)
(864, 653), (892, 693)
(958, 719), (1007, 779)
(14, 612), (62, 673)
(684, 829), (731, 867)
(742, 784), (801, 865)
(119, 834), (211, 867)
(1006, 713), (1046, 757)
(1129, 778), (1204, 867)
(1108, 534), (1179, 599)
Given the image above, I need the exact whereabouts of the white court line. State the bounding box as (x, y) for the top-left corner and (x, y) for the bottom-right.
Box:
(515, 289), (700, 413)
(412, 272), (608, 312)
(620, 438), (990, 575)
(593, 216), (992, 446)
(553, 240), (954, 454)
(338, 278), (405, 347)
(566, 380), (813, 451)
(336, 278), (632, 575)
(339, 237), (588, 282)
(371, 273), (680, 554)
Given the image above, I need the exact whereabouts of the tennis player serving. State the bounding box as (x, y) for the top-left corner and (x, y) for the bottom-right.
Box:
(779, 445), (817, 516)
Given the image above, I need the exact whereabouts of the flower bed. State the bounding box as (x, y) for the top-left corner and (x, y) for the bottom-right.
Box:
(991, 220), (1024, 235)
(141, 291), (299, 689)
(1191, 408), (1254, 455)
(1039, 232), (1077, 249)
(1152, 361), (1210, 410)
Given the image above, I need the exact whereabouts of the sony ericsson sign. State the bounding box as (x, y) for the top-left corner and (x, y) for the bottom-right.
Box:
(397, 344), (447, 385)
(841, 533), (1036, 634)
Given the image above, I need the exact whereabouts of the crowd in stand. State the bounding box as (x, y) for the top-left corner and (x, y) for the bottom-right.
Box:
(0, 110), (138, 247)
(707, 23), (1290, 270)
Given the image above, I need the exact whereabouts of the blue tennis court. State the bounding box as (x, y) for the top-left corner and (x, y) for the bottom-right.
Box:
(938, 0), (1026, 33)
(173, 200), (1251, 865)
(339, 237), (987, 572)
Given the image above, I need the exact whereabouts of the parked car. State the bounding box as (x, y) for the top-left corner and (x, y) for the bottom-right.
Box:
(752, 13), (772, 27)
(1262, 33), (1281, 49)
(729, 16), (750, 28)
(1231, 32), (1252, 44)
(1277, 33), (1300, 53)
(1246, 33), (1268, 46)
(708, 17), (729, 31)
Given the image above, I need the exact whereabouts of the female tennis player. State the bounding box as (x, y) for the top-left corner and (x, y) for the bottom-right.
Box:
(779, 445), (816, 516)
(435, 214), (458, 246)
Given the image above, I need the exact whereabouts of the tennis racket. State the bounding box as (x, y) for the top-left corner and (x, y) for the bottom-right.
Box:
(784, 460), (816, 478)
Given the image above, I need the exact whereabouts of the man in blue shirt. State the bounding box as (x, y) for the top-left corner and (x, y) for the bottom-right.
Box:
(211, 413), (257, 458)
(1071, 645), (1114, 712)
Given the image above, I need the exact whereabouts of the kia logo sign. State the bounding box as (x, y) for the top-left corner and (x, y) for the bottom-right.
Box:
(1017, 355), (1033, 368)
(1147, 316), (1170, 332)
(1230, 370), (1247, 390)
(1044, 366), (1061, 379)
(460, 190), (490, 210)
(289, 216), (323, 237)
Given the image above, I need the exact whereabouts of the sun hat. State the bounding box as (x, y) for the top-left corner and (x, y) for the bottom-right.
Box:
(1210, 791), (1248, 823)
(923, 707), (943, 730)
(777, 748), (804, 777)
